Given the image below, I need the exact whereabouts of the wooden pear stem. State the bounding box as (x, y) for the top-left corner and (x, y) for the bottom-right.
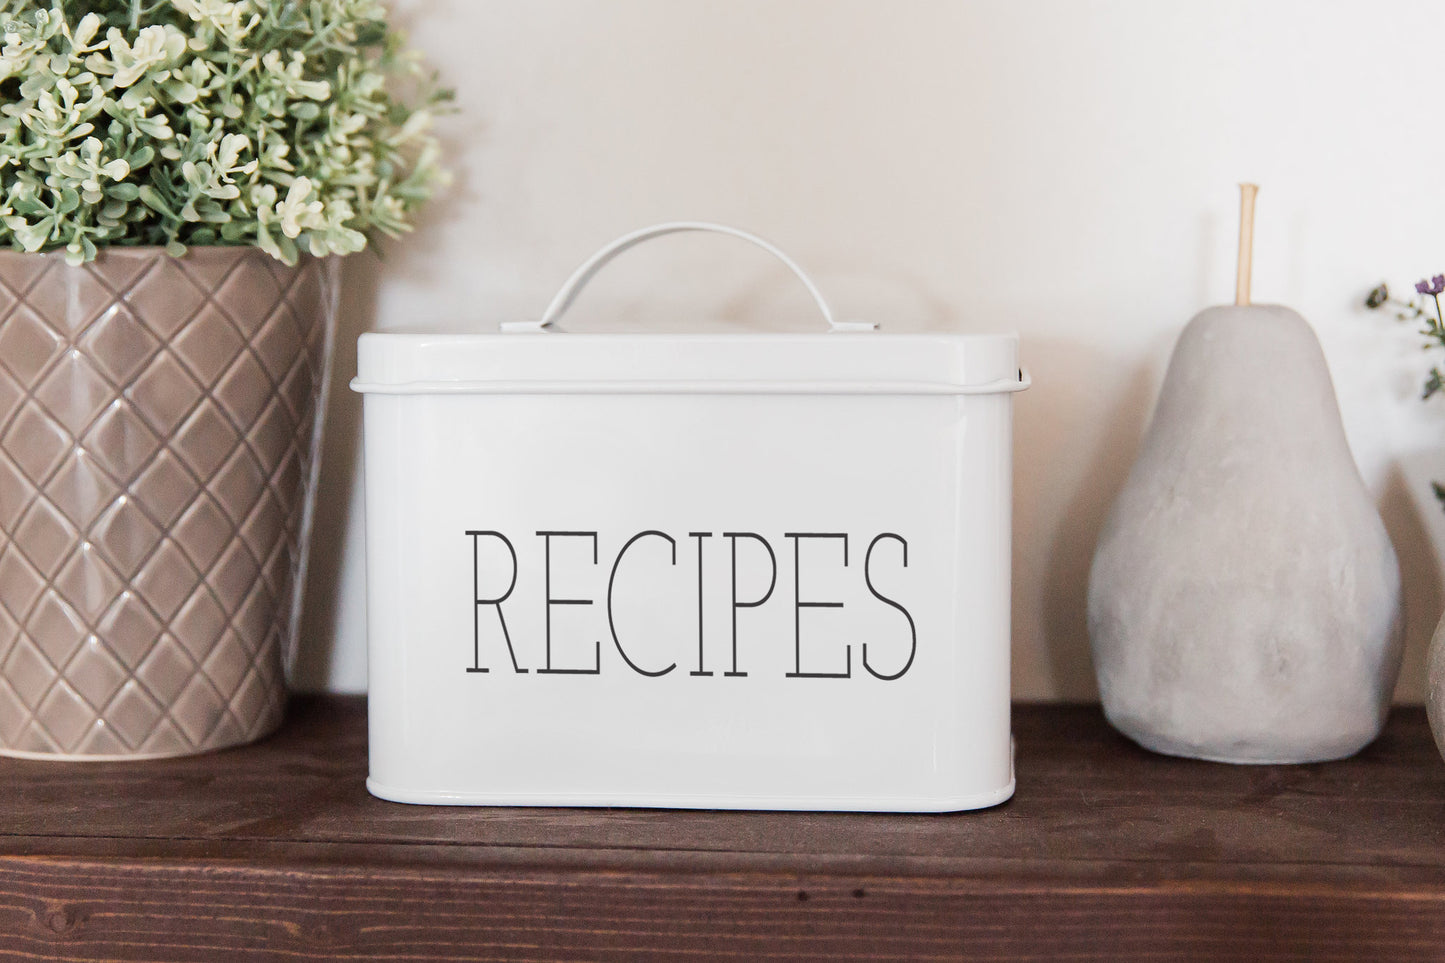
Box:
(1235, 183), (1258, 306)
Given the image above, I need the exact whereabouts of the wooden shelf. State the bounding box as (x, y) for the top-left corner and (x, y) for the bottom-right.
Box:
(2, 696), (1443, 960)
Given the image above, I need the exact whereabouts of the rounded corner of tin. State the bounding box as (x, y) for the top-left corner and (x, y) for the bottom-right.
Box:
(365, 775), (422, 805)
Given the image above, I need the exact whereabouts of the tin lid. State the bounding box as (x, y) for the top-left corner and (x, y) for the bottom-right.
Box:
(351, 223), (1028, 397)
(353, 332), (1022, 396)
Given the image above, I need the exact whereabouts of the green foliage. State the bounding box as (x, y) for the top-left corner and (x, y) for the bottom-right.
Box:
(0, 0), (450, 264)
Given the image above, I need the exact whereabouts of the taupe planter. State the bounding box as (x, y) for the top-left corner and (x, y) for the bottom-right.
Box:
(0, 247), (337, 758)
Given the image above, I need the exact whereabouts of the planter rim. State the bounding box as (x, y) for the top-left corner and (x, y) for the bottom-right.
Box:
(0, 246), (325, 264)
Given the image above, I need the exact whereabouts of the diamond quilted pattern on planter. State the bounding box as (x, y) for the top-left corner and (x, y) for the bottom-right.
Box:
(252, 304), (304, 384)
(66, 637), (129, 710)
(90, 495), (164, 578)
(0, 304), (63, 384)
(134, 634), (194, 705)
(34, 350), (113, 436)
(83, 401), (162, 484)
(129, 451), (199, 528)
(13, 498), (79, 579)
(171, 673), (228, 745)
(53, 546), (124, 622)
(214, 351), (274, 427)
(132, 540), (202, 621)
(0, 605), (20, 657)
(37, 680), (96, 752)
(123, 257), (208, 338)
(105, 679), (163, 749)
(212, 256), (284, 324)
(3, 402), (72, 485)
(0, 248), (336, 759)
(0, 454), (34, 529)
(171, 305), (245, 385)
(210, 447), (267, 525)
(172, 494), (234, 573)
(0, 369), (23, 424)
(96, 591), (162, 669)
(208, 540), (261, 617)
(76, 722), (129, 756)
(127, 352), (205, 436)
(201, 629), (253, 697)
(0, 252), (54, 306)
(26, 590), (89, 667)
(3, 639), (56, 709)
(138, 718), (189, 756)
(240, 490), (285, 568)
(0, 677), (27, 743)
(0, 546), (46, 622)
(45, 450), (120, 531)
(247, 396), (296, 467)
(172, 400), (241, 481)
(15, 718), (62, 754)
(80, 305), (160, 385)
(23, 266), (113, 336)
(171, 589), (228, 660)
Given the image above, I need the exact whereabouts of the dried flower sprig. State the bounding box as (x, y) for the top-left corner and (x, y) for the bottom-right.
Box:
(0, 0), (451, 264)
(1366, 277), (1445, 504)
(1365, 279), (1445, 398)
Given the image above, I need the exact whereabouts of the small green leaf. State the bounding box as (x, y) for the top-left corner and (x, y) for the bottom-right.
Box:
(138, 185), (179, 218)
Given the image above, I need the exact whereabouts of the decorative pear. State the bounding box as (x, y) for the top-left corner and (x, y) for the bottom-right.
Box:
(1429, 617), (1445, 764)
(1088, 185), (1402, 763)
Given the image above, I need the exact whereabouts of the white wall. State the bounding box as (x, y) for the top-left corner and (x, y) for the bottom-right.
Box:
(293, 0), (1445, 702)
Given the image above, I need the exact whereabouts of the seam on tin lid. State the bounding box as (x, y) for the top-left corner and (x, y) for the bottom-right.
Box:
(350, 373), (1030, 396)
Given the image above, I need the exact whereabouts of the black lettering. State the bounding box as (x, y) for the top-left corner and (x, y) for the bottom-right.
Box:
(785, 533), (851, 678)
(723, 532), (776, 677)
(689, 532), (712, 676)
(535, 531), (600, 675)
(465, 530), (526, 673)
(608, 530), (678, 677)
(862, 533), (917, 680)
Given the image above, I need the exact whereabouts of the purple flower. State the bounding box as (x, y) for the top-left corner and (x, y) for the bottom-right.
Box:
(1417, 276), (1445, 295)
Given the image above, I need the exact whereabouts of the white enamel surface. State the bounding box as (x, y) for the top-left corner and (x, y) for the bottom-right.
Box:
(356, 333), (1017, 810)
(354, 332), (1017, 389)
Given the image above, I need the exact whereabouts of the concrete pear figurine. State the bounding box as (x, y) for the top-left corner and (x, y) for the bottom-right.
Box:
(1087, 186), (1402, 763)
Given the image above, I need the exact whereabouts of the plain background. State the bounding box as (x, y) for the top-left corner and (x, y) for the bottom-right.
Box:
(294, 0), (1445, 703)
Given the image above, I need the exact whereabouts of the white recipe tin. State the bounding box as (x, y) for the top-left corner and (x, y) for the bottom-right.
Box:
(353, 223), (1028, 811)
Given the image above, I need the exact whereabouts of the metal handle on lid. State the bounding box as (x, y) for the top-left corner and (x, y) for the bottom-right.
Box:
(502, 222), (876, 334)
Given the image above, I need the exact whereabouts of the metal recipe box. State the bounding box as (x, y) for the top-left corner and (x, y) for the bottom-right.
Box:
(352, 224), (1028, 811)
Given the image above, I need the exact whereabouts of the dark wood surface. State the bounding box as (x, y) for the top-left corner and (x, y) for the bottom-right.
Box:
(1, 696), (1443, 961)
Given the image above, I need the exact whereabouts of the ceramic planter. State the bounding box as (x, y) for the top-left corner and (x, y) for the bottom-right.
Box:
(0, 247), (337, 759)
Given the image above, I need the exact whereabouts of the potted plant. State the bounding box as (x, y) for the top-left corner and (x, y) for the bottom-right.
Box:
(0, 0), (447, 758)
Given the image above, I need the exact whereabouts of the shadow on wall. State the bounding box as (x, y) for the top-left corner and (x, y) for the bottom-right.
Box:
(1387, 451), (1445, 703)
(290, 253), (380, 690)
(285, 26), (480, 689)
(1013, 337), (1160, 702)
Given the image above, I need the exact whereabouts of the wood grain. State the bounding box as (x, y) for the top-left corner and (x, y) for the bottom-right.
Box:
(1, 697), (1443, 960)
